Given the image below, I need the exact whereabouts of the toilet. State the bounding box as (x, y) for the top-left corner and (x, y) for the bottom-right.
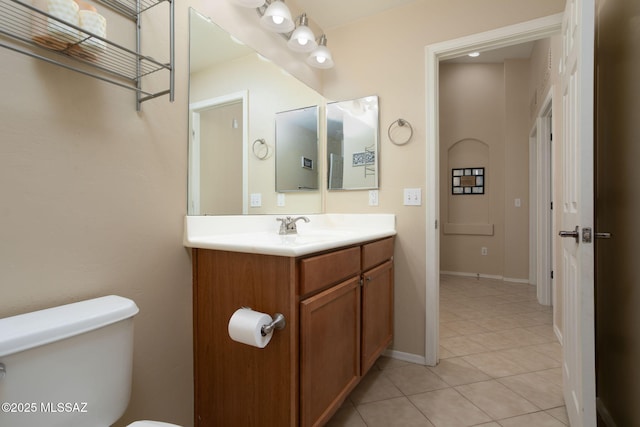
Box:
(0, 295), (181, 427)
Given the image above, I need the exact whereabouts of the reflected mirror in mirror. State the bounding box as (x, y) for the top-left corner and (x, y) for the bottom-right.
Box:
(188, 8), (323, 215)
(276, 106), (319, 192)
(326, 96), (379, 190)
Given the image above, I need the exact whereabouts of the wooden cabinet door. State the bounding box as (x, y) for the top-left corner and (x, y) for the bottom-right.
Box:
(361, 260), (394, 375)
(300, 276), (361, 427)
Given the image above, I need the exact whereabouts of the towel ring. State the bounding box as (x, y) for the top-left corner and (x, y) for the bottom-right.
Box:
(252, 138), (269, 160)
(388, 118), (413, 145)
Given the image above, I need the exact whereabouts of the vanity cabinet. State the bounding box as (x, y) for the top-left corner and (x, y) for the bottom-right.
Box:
(192, 236), (394, 427)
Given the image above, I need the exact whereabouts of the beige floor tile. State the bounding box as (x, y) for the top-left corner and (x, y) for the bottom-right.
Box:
(498, 371), (564, 410)
(474, 423), (501, 427)
(498, 411), (567, 426)
(455, 380), (539, 419)
(526, 325), (559, 341)
(427, 357), (491, 386)
(439, 345), (456, 359)
(375, 355), (410, 370)
(527, 342), (563, 362)
(356, 397), (434, 427)
(474, 316), (520, 332)
(498, 347), (561, 371)
(440, 336), (490, 357)
(495, 328), (551, 346)
(440, 323), (460, 338)
(409, 388), (492, 427)
(462, 350), (531, 378)
(325, 401), (367, 427)
(384, 364), (449, 395)
(466, 331), (519, 351)
(348, 369), (403, 404)
(444, 320), (490, 336)
(545, 406), (569, 425)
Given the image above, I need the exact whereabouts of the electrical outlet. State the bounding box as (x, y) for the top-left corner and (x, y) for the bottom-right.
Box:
(515, 198), (521, 207)
(481, 247), (488, 256)
(403, 188), (422, 206)
(277, 193), (285, 207)
(250, 193), (262, 207)
(369, 190), (379, 206)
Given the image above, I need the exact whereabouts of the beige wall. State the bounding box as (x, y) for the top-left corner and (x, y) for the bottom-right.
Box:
(439, 63), (507, 277)
(0, 0), (565, 426)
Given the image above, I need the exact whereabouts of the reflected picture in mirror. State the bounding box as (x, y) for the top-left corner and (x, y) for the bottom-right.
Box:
(326, 96), (380, 190)
(276, 106), (319, 192)
(188, 8), (323, 215)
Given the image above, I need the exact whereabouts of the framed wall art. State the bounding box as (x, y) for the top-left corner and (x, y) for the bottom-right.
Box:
(452, 167), (484, 195)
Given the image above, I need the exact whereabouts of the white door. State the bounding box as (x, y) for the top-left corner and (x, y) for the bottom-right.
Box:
(559, 0), (596, 425)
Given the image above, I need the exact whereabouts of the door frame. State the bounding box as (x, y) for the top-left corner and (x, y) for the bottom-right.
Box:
(530, 93), (556, 311)
(189, 91), (249, 214)
(424, 13), (563, 366)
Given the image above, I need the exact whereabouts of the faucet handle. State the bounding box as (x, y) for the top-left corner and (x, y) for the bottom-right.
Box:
(276, 217), (290, 235)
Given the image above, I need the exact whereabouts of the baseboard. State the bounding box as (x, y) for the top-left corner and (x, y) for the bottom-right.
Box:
(553, 324), (563, 345)
(382, 349), (427, 366)
(441, 271), (531, 285)
(503, 277), (532, 285)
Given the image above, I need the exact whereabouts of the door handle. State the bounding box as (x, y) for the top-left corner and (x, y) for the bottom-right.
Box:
(559, 226), (580, 243)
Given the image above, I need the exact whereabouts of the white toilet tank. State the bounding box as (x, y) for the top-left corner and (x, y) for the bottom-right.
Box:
(0, 295), (139, 427)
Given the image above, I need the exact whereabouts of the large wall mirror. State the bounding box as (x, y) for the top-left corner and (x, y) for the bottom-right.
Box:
(326, 96), (380, 190)
(275, 106), (319, 192)
(188, 8), (323, 215)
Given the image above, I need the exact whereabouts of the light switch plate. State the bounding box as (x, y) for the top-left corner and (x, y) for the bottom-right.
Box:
(369, 190), (379, 206)
(403, 188), (422, 206)
(250, 193), (262, 207)
(277, 193), (285, 207)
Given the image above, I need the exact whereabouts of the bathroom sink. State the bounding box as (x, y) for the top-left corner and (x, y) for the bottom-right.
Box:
(183, 214), (396, 256)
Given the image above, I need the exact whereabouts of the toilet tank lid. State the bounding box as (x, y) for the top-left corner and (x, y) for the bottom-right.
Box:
(0, 295), (139, 357)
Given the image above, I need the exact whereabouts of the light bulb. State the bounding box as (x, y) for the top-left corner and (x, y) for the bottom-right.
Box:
(297, 37), (308, 45)
(272, 15), (284, 25)
(316, 56), (326, 64)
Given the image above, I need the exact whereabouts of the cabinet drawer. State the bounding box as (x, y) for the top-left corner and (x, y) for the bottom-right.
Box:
(362, 237), (395, 271)
(300, 246), (361, 296)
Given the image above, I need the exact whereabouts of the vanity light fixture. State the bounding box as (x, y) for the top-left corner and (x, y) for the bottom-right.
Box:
(259, 0), (295, 33)
(307, 34), (334, 69)
(287, 14), (317, 52)
(229, 0), (334, 69)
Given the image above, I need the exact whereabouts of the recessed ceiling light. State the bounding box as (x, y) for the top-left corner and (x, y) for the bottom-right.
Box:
(468, 52), (480, 57)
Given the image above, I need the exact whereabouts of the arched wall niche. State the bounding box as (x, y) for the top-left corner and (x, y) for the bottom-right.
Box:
(444, 138), (493, 234)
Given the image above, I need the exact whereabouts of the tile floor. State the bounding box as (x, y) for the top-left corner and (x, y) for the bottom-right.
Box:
(326, 274), (568, 427)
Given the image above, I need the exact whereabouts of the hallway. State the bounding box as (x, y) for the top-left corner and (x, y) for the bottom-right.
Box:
(327, 275), (568, 426)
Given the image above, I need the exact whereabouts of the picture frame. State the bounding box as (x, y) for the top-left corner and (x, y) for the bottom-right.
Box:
(452, 167), (484, 195)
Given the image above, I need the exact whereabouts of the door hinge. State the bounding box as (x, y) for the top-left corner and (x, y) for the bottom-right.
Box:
(551, 270), (554, 279)
(435, 219), (438, 229)
(550, 201), (553, 210)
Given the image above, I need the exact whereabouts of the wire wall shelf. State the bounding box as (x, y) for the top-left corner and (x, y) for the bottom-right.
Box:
(0, 0), (174, 109)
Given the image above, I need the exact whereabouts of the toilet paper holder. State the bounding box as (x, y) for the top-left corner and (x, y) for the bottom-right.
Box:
(261, 313), (286, 336)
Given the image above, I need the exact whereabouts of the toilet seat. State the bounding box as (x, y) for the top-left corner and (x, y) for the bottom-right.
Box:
(127, 421), (181, 427)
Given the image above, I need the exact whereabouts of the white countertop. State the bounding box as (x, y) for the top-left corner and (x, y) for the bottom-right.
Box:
(183, 214), (396, 256)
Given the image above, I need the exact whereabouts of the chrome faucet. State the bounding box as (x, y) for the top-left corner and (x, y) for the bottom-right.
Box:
(276, 216), (310, 235)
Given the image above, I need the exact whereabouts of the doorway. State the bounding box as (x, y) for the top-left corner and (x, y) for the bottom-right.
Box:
(189, 91), (248, 215)
(424, 14), (563, 366)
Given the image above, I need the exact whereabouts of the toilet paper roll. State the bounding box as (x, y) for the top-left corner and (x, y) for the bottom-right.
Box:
(228, 308), (273, 348)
